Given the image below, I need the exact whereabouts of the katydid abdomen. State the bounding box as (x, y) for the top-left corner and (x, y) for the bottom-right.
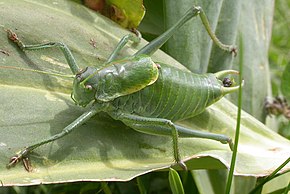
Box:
(113, 63), (223, 122)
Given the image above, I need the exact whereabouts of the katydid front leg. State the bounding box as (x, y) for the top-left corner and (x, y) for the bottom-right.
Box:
(6, 103), (106, 170)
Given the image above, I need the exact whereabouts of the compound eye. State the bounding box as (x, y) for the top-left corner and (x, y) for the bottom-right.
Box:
(85, 84), (93, 90)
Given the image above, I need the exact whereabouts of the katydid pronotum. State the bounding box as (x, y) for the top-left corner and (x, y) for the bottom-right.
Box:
(5, 6), (242, 171)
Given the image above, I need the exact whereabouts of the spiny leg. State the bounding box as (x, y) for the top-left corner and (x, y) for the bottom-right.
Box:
(134, 6), (236, 57)
(108, 111), (233, 169)
(107, 31), (141, 63)
(175, 125), (234, 150)
(128, 123), (234, 150)
(6, 29), (80, 74)
(7, 103), (104, 170)
(108, 111), (187, 170)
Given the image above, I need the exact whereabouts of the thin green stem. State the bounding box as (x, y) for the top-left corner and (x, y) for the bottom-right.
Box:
(283, 181), (290, 194)
(249, 157), (290, 194)
(225, 35), (244, 194)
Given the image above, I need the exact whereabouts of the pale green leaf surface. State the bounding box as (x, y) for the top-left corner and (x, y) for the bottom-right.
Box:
(0, 0), (289, 186)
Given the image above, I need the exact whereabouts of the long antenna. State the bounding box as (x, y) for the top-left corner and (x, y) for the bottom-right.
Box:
(0, 66), (74, 78)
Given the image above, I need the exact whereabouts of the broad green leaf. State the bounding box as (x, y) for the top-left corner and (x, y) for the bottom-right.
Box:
(0, 0), (289, 186)
(163, 0), (273, 122)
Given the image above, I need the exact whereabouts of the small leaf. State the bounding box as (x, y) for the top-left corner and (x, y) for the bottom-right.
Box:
(84, 0), (145, 29)
(169, 168), (185, 194)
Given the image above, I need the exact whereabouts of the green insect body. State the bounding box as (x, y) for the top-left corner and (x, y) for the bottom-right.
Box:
(4, 6), (242, 171)
(70, 58), (239, 142)
(74, 60), (236, 123)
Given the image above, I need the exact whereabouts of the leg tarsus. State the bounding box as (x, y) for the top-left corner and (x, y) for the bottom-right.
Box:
(172, 160), (188, 171)
(6, 29), (19, 43)
(221, 138), (234, 151)
(6, 29), (80, 74)
(6, 149), (29, 169)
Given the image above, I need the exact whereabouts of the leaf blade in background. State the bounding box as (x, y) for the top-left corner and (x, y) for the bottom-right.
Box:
(163, 0), (239, 74)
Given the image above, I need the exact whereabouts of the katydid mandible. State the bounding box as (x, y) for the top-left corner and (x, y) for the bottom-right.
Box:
(6, 6), (242, 171)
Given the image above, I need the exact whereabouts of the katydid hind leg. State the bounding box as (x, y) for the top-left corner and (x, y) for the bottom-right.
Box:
(107, 31), (141, 63)
(7, 104), (104, 170)
(175, 125), (234, 150)
(6, 29), (80, 74)
(127, 123), (234, 150)
(134, 6), (236, 57)
(108, 110), (233, 168)
(107, 111), (187, 170)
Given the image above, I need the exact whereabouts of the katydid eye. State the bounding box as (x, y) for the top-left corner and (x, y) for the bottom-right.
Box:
(85, 84), (93, 90)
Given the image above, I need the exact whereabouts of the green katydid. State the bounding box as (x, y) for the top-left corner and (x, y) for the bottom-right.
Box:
(5, 6), (242, 171)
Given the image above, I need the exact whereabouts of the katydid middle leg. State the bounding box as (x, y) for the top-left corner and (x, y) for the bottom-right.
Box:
(107, 31), (141, 63)
(135, 6), (236, 57)
(7, 29), (80, 74)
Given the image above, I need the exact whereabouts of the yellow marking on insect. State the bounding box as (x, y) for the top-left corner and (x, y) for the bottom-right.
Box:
(40, 55), (69, 68)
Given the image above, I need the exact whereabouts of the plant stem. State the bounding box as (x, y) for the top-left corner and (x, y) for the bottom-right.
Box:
(225, 36), (244, 194)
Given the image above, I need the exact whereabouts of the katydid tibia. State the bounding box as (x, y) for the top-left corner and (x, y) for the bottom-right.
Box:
(5, 6), (242, 171)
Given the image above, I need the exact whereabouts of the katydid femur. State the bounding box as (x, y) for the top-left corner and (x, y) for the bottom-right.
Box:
(5, 6), (242, 171)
